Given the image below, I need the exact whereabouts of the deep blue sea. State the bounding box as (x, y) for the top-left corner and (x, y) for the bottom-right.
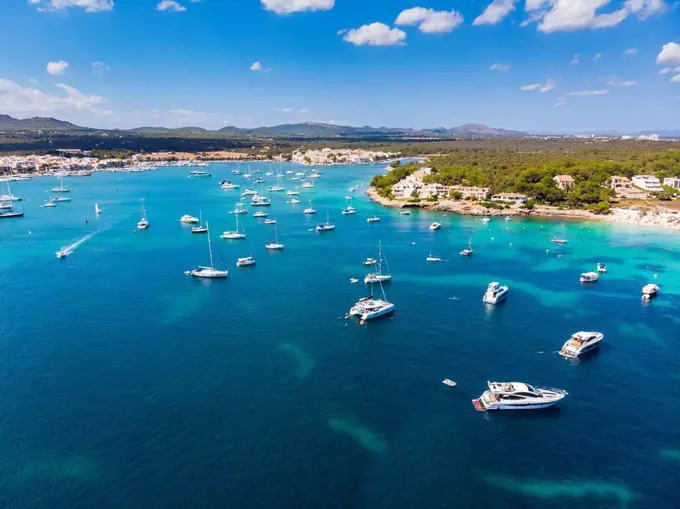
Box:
(1, 163), (679, 509)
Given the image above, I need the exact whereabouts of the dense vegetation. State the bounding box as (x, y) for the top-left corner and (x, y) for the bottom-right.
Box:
(370, 144), (680, 213)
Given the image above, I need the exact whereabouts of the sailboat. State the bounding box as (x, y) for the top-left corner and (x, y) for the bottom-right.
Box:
(364, 241), (391, 284)
(221, 212), (246, 239)
(268, 174), (285, 192)
(186, 222), (228, 279)
(0, 181), (21, 202)
(192, 211), (208, 234)
(95, 203), (102, 215)
(316, 211), (336, 232)
(342, 195), (357, 215)
(52, 176), (70, 193)
(265, 223), (284, 250)
(460, 236), (473, 257)
(137, 199), (149, 229)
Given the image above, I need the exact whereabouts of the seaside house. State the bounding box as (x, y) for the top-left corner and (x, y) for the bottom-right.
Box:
(392, 176), (420, 199)
(448, 185), (490, 200)
(632, 175), (663, 192)
(663, 177), (680, 190)
(553, 175), (575, 190)
(418, 183), (447, 199)
(491, 192), (529, 205)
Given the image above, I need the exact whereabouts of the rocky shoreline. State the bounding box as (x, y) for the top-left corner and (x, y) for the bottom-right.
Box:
(365, 187), (680, 231)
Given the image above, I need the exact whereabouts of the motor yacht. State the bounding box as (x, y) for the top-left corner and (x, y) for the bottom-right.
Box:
(303, 202), (316, 214)
(363, 257), (377, 266)
(237, 256), (256, 267)
(286, 190), (299, 196)
(482, 282), (508, 304)
(253, 210), (268, 218)
(559, 331), (604, 358)
(472, 382), (567, 411)
(95, 203), (102, 214)
(285, 170), (294, 175)
(220, 181), (240, 190)
(480, 217), (490, 223)
(399, 210), (411, 215)
(180, 214), (199, 224)
(254, 177), (265, 184)
(264, 218), (276, 225)
(251, 196), (271, 207)
(342, 206), (357, 215)
(642, 283), (659, 301)
(242, 189), (257, 196)
(52, 196), (71, 203)
(597, 263), (607, 273)
(366, 216), (380, 223)
(301, 181), (314, 189)
(580, 272), (599, 283)
(188, 170), (211, 177)
(429, 222), (442, 231)
(290, 198), (301, 204)
(426, 254), (441, 262)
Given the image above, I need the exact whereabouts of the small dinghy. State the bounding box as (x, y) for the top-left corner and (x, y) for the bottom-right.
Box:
(442, 379), (457, 387)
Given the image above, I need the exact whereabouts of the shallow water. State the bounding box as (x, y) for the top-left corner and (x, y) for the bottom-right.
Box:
(0, 163), (679, 508)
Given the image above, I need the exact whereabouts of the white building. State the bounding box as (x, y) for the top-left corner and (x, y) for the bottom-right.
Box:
(417, 183), (447, 199)
(448, 185), (489, 200)
(663, 177), (680, 190)
(553, 175), (575, 191)
(632, 175), (663, 192)
(491, 193), (529, 205)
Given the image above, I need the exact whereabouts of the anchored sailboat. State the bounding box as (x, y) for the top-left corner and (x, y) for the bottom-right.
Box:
(186, 221), (228, 279)
(364, 240), (391, 284)
(221, 212), (246, 239)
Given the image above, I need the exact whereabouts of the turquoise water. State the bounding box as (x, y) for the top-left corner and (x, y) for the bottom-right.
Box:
(1, 163), (679, 508)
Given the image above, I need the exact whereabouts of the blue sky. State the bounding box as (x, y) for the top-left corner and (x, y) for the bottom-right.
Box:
(1, 0), (679, 132)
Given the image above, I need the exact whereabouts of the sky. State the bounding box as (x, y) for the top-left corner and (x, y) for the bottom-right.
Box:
(0, 0), (679, 132)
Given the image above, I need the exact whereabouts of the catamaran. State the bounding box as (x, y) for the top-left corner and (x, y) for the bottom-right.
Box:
(221, 212), (246, 239)
(185, 222), (228, 279)
(364, 241), (391, 284)
(137, 199), (149, 230)
(265, 223), (284, 250)
(316, 211), (336, 232)
(52, 176), (70, 193)
(348, 279), (395, 321)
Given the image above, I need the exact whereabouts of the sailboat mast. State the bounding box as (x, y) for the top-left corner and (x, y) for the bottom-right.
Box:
(378, 240), (383, 275)
(206, 221), (215, 268)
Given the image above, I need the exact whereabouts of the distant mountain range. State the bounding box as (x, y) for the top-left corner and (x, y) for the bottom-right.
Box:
(0, 114), (677, 139)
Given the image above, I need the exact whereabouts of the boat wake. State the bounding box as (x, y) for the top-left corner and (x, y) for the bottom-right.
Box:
(56, 231), (98, 259)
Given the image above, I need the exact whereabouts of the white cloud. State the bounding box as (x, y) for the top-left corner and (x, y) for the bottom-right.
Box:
(261, 0), (334, 15)
(520, 78), (556, 92)
(526, 0), (664, 33)
(623, 47), (638, 55)
(489, 63), (511, 71)
(568, 89), (610, 96)
(28, 78), (39, 85)
(659, 66), (680, 74)
(47, 61), (69, 75)
(342, 23), (407, 46)
(594, 53), (602, 60)
(29, 0), (114, 13)
(570, 54), (580, 64)
(278, 107), (293, 113)
(554, 96), (567, 106)
(605, 78), (637, 87)
(657, 42), (680, 64)
(473, 0), (518, 25)
(250, 61), (264, 72)
(395, 7), (464, 33)
(671, 74), (680, 83)
(92, 61), (109, 75)
(0, 78), (109, 115)
(299, 107), (310, 113)
(157, 0), (186, 12)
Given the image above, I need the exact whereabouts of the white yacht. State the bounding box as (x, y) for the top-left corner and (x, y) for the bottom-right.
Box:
(303, 201), (316, 215)
(286, 189), (299, 196)
(348, 294), (395, 322)
(42, 199), (56, 208)
(52, 196), (71, 203)
(254, 177), (265, 184)
(232, 168), (242, 175)
(0, 182), (21, 202)
(366, 216), (380, 223)
(268, 175), (285, 192)
(220, 181), (240, 190)
(186, 222), (228, 279)
(237, 256), (256, 267)
(597, 263), (607, 273)
(301, 181), (314, 189)
(180, 214), (200, 224)
(426, 254), (441, 262)
(472, 382), (568, 411)
(429, 222), (442, 231)
(0, 201), (12, 210)
(482, 282), (508, 304)
(290, 198), (301, 204)
(253, 210), (268, 218)
(642, 283), (659, 301)
(460, 236), (473, 257)
(265, 171), (273, 177)
(264, 218), (276, 225)
(399, 210), (411, 216)
(316, 211), (336, 232)
(342, 205), (357, 215)
(242, 188), (257, 196)
(285, 170), (294, 175)
(265, 223), (284, 250)
(580, 272), (599, 283)
(480, 217), (491, 223)
(52, 176), (70, 193)
(188, 170), (211, 178)
(137, 200), (149, 230)
(559, 331), (604, 358)
(233, 204), (248, 215)
(295, 171), (306, 177)
(251, 195), (271, 207)
(221, 213), (246, 240)
(364, 241), (391, 284)
(363, 257), (377, 266)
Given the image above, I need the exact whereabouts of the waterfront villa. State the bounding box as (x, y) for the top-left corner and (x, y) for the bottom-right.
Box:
(449, 185), (490, 200)
(632, 175), (663, 192)
(553, 175), (575, 191)
(609, 176), (648, 199)
(663, 177), (680, 190)
(491, 193), (529, 205)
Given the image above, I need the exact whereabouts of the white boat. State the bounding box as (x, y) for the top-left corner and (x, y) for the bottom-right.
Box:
(301, 181), (314, 189)
(342, 205), (357, 215)
(50, 196), (71, 203)
(348, 279), (395, 321)
(242, 189), (257, 196)
(265, 223), (284, 250)
(137, 199), (149, 230)
(188, 170), (211, 177)
(265, 171), (273, 177)
(192, 211), (208, 233)
(642, 283), (659, 300)
(366, 216), (380, 223)
(232, 168), (242, 175)
(303, 201), (316, 215)
(253, 210), (268, 218)
(254, 177), (264, 184)
(286, 189), (299, 196)
(0, 201), (12, 210)
(56, 249), (68, 259)
(237, 256), (256, 267)
(251, 195), (271, 207)
(93, 202), (101, 213)
(0, 182), (21, 201)
(559, 331), (604, 358)
(363, 257), (377, 266)
(220, 181), (240, 190)
(460, 236), (473, 257)
(442, 379), (457, 387)
(551, 237), (568, 244)
(482, 282), (508, 304)
(426, 254), (441, 262)
(285, 170), (294, 175)
(504, 216), (512, 221)
(180, 214), (200, 224)
(268, 175), (285, 192)
(264, 218), (276, 225)
(399, 210), (411, 216)
(233, 205), (248, 215)
(295, 171), (306, 177)
(290, 177), (300, 181)
(597, 263), (607, 273)
(42, 200), (56, 208)
(472, 382), (567, 411)
(429, 222), (442, 231)
(221, 213), (246, 240)
(0, 194), (23, 218)
(480, 217), (490, 223)
(350, 278), (359, 284)
(52, 176), (70, 193)
(316, 211), (336, 232)
(186, 222), (228, 279)
(290, 198), (301, 204)
(364, 241), (392, 284)
(580, 272), (599, 283)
